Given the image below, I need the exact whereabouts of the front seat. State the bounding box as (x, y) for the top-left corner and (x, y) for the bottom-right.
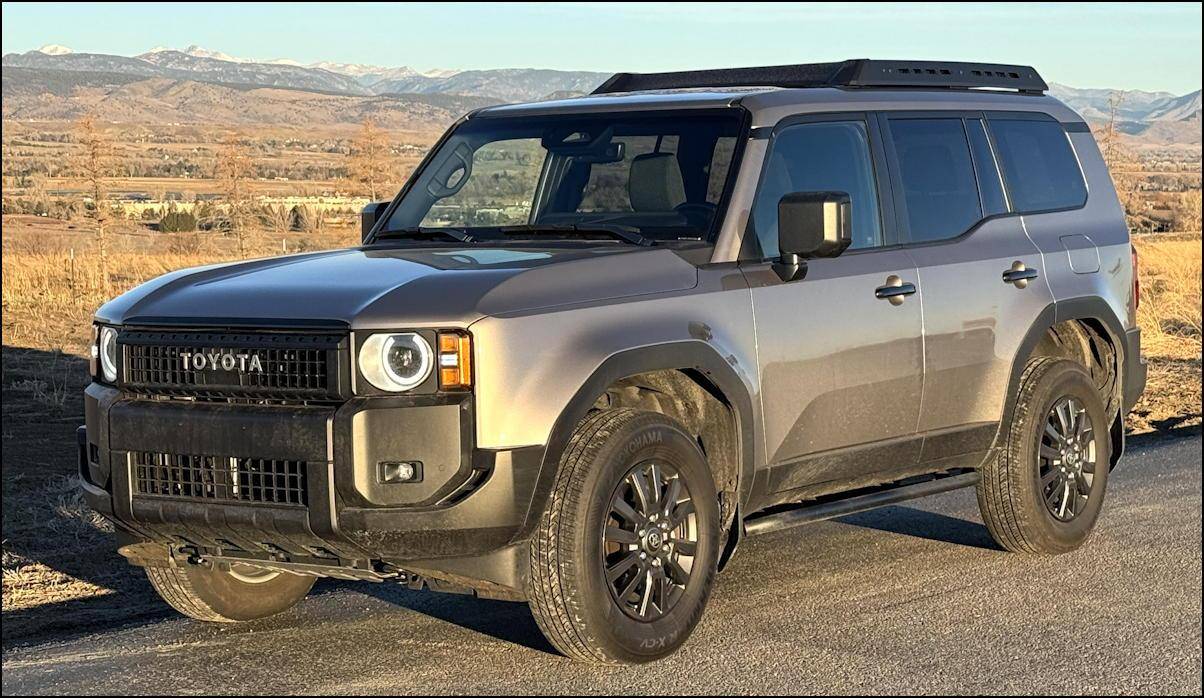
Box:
(628, 152), (687, 212)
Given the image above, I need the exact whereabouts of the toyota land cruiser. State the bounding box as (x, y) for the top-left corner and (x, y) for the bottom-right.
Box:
(80, 60), (1146, 665)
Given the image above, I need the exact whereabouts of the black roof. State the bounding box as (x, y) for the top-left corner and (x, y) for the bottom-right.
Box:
(592, 59), (1048, 95)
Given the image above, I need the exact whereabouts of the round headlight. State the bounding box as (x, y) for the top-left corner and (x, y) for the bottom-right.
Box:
(358, 332), (432, 392)
(99, 326), (119, 383)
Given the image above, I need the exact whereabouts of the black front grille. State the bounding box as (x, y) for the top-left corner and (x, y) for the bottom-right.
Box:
(133, 451), (307, 506)
(120, 330), (345, 401)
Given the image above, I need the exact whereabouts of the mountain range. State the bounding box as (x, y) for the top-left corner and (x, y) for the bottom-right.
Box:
(2, 45), (1199, 143)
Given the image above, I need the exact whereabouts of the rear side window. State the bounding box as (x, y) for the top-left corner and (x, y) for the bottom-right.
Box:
(989, 118), (1087, 213)
(887, 118), (982, 243)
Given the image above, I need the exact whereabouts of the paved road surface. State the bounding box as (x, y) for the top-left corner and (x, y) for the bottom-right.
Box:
(3, 434), (1200, 695)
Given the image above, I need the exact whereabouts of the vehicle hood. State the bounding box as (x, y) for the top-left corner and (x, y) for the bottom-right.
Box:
(96, 245), (700, 328)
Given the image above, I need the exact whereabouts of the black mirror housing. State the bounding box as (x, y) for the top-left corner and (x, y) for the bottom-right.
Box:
(361, 201), (391, 243)
(777, 191), (852, 260)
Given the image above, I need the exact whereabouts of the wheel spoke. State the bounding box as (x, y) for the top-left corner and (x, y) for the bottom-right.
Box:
(604, 526), (640, 546)
(616, 563), (645, 601)
(648, 463), (664, 511)
(660, 477), (682, 519)
(665, 556), (689, 585)
(1057, 481), (1071, 519)
(1041, 468), (1060, 487)
(657, 568), (672, 614)
(606, 552), (639, 583)
(1056, 402), (1072, 438)
(673, 539), (697, 557)
(1076, 476), (1092, 497)
(630, 469), (655, 516)
(1045, 422), (1065, 446)
(669, 500), (695, 529)
(1040, 445), (1062, 464)
(611, 496), (642, 525)
(1045, 477), (1063, 508)
(638, 568), (655, 617)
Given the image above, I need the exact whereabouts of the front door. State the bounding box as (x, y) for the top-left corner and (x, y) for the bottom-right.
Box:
(741, 116), (925, 497)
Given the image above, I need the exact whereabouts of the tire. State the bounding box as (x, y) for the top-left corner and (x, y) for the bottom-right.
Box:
(528, 408), (721, 665)
(977, 357), (1111, 554)
(146, 560), (315, 622)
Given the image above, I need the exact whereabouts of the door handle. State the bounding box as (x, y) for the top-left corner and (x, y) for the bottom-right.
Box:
(1003, 261), (1039, 288)
(875, 275), (917, 306)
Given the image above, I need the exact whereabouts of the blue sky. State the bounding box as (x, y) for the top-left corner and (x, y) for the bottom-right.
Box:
(3, 2), (1201, 94)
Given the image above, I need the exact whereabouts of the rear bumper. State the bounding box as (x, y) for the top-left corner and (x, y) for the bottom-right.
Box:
(79, 383), (543, 594)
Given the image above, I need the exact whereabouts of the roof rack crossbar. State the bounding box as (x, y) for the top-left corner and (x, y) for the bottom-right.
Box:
(591, 59), (1048, 95)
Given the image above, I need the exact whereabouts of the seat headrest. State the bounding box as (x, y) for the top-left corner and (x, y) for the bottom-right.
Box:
(628, 153), (686, 212)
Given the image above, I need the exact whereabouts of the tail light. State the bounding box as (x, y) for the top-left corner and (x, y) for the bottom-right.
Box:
(1131, 243), (1140, 310)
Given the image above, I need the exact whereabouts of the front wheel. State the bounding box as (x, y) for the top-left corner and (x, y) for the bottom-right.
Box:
(528, 408), (721, 665)
(146, 559), (315, 622)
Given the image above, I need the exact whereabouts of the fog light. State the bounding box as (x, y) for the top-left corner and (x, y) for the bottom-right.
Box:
(379, 461), (422, 483)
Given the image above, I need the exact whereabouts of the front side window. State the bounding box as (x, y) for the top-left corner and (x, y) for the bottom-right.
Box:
(989, 118), (1087, 213)
(384, 110), (744, 243)
(887, 118), (983, 244)
(751, 120), (883, 257)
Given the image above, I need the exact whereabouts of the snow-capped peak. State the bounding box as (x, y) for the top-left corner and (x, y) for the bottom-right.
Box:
(35, 44), (72, 56)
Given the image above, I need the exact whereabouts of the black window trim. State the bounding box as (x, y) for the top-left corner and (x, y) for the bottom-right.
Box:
(739, 111), (899, 262)
(736, 108), (1090, 260)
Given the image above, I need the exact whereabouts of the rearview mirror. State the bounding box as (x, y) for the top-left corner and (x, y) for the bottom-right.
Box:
(773, 191), (852, 281)
(361, 201), (390, 242)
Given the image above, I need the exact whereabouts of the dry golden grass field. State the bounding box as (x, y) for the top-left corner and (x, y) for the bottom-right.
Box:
(1, 214), (1200, 642)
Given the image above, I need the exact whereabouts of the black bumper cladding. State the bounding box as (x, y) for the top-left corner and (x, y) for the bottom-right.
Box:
(79, 376), (544, 593)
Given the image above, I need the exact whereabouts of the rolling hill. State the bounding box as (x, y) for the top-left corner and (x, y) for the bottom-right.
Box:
(2, 46), (1198, 143)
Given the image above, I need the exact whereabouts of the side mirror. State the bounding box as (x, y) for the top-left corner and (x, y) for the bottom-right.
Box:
(361, 201), (390, 243)
(773, 191), (852, 281)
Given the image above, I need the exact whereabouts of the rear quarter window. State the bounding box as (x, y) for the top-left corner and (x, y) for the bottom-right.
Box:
(989, 118), (1087, 213)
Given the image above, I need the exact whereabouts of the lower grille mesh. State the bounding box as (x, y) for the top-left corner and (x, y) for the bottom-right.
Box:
(133, 451), (307, 506)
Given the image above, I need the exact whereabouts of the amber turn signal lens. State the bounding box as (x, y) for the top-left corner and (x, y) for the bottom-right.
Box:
(436, 331), (472, 389)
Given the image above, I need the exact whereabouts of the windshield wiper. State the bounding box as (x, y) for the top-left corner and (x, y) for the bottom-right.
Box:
(495, 224), (653, 247)
(373, 226), (475, 243)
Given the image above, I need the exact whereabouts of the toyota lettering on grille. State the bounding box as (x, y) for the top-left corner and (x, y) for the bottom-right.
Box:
(179, 351), (265, 373)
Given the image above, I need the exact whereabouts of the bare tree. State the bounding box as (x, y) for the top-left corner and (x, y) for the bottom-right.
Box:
(1099, 91), (1140, 230)
(215, 133), (255, 254)
(348, 117), (393, 200)
(74, 113), (115, 293)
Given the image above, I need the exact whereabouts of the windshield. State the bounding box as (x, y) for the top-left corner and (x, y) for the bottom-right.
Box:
(380, 109), (745, 243)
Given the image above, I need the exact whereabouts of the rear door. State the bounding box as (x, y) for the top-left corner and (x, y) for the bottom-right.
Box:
(879, 112), (1056, 465)
(741, 115), (925, 498)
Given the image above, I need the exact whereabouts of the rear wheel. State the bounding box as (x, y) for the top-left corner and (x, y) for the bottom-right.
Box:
(528, 408), (720, 664)
(977, 357), (1111, 554)
(146, 560), (315, 622)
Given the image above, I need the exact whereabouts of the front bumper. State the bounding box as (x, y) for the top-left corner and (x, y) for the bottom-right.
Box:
(79, 383), (543, 594)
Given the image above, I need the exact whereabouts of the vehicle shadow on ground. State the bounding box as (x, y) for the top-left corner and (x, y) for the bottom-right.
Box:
(351, 583), (558, 655)
(834, 505), (1002, 550)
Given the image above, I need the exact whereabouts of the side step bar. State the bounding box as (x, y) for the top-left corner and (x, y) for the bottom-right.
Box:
(743, 471), (980, 536)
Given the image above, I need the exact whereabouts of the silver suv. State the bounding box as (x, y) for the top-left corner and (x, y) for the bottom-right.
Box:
(81, 60), (1146, 664)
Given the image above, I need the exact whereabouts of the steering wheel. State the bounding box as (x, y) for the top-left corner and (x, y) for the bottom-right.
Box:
(674, 202), (717, 228)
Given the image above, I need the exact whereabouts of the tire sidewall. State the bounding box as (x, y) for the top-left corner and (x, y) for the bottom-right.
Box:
(184, 565), (315, 621)
(1016, 362), (1111, 551)
(573, 414), (720, 663)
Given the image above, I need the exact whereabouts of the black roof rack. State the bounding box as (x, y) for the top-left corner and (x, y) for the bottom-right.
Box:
(591, 59), (1048, 95)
